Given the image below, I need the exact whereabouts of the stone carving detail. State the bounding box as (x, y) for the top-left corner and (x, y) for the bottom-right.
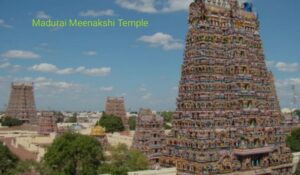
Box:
(160, 0), (293, 174)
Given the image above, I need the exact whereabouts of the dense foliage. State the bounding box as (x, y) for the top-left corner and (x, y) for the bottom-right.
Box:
(160, 111), (173, 129)
(295, 109), (300, 118)
(0, 117), (24, 127)
(43, 133), (104, 175)
(0, 142), (19, 174)
(160, 111), (173, 123)
(0, 141), (40, 174)
(98, 144), (149, 175)
(286, 127), (300, 152)
(97, 113), (124, 133)
(128, 116), (136, 130)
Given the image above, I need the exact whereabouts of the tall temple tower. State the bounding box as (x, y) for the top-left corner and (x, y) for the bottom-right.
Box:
(6, 82), (37, 124)
(132, 108), (165, 168)
(161, 0), (293, 174)
(105, 97), (129, 130)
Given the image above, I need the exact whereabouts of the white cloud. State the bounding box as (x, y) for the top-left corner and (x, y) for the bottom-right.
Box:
(115, 0), (192, 13)
(0, 19), (12, 28)
(0, 62), (11, 69)
(79, 9), (116, 17)
(161, 0), (192, 12)
(0, 62), (21, 71)
(81, 67), (111, 76)
(138, 32), (183, 50)
(15, 77), (81, 91)
(275, 78), (300, 109)
(31, 63), (58, 73)
(30, 63), (111, 77)
(275, 62), (299, 72)
(36, 11), (51, 19)
(266, 60), (275, 68)
(116, 0), (158, 13)
(83, 51), (97, 56)
(139, 87), (147, 92)
(1, 50), (40, 59)
(100, 86), (114, 92)
(56, 68), (74, 75)
(142, 93), (152, 100)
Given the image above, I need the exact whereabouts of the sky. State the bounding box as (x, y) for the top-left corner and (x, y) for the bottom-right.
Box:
(0, 0), (299, 112)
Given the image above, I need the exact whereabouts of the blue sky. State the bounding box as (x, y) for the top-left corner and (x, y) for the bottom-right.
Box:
(0, 0), (299, 111)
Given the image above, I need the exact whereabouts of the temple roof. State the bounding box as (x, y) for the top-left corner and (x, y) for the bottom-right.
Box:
(90, 125), (106, 136)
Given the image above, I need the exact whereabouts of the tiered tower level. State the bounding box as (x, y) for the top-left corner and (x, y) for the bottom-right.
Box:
(105, 97), (129, 130)
(161, 0), (293, 174)
(6, 82), (37, 124)
(132, 109), (165, 168)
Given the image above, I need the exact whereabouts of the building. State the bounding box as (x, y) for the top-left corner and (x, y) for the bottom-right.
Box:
(6, 82), (37, 124)
(90, 125), (108, 149)
(132, 109), (165, 168)
(161, 0), (293, 174)
(38, 112), (57, 135)
(105, 97), (129, 130)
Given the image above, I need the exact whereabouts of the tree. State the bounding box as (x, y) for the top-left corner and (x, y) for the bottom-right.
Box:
(97, 113), (124, 133)
(160, 111), (173, 123)
(43, 133), (104, 175)
(295, 109), (300, 118)
(286, 127), (300, 152)
(160, 111), (173, 129)
(1, 117), (24, 127)
(128, 116), (136, 130)
(98, 144), (149, 174)
(0, 141), (19, 174)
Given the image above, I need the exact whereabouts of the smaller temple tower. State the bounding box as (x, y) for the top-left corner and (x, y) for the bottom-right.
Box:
(132, 108), (165, 168)
(6, 82), (37, 124)
(38, 112), (57, 135)
(90, 125), (108, 150)
(105, 97), (129, 130)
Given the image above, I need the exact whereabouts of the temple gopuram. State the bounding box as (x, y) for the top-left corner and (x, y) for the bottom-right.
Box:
(38, 112), (57, 135)
(105, 97), (129, 130)
(90, 125), (108, 150)
(160, 0), (293, 174)
(6, 82), (37, 124)
(132, 108), (165, 169)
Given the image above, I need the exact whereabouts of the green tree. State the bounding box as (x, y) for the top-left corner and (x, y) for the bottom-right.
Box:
(160, 111), (173, 123)
(1, 117), (24, 127)
(43, 133), (104, 175)
(160, 111), (173, 129)
(98, 144), (149, 174)
(286, 127), (300, 152)
(295, 109), (300, 118)
(0, 141), (19, 174)
(97, 113), (124, 133)
(128, 116), (136, 130)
